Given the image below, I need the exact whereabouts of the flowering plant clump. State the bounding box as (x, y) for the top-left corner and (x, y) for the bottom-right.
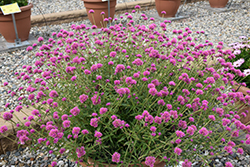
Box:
(0, 0), (28, 7)
(226, 36), (250, 88)
(1, 7), (250, 167)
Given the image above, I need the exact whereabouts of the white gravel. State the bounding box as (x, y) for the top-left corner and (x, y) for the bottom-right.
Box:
(30, 0), (143, 16)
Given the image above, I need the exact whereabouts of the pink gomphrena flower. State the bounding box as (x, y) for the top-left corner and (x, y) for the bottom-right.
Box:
(173, 29), (178, 34)
(208, 115), (215, 121)
(70, 106), (80, 116)
(52, 32), (56, 36)
(199, 127), (209, 136)
(100, 107), (108, 115)
(115, 64), (125, 73)
(37, 37), (44, 42)
(91, 95), (101, 105)
(63, 120), (71, 128)
(26, 46), (33, 51)
(81, 129), (89, 134)
(174, 147), (182, 155)
(110, 51), (117, 57)
(89, 9), (94, 13)
(15, 105), (22, 112)
(92, 113), (98, 117)
(2, 112), (13, 121)
(79, 94), (88, 103)
(161, 11), (166, 15)
(150, 126), (157, 132)
(90, 118), (99, 127)
(145, 156), (156, 167)
(135, 5), (141, 9)
(169, 81), (176, 86)
(112, 152), (120, 163)
(164, 20), (171, 23)
(91, 25), (97, 29)
(72, 127), (81, 135)
(49, 90), (58, 98)
(149, 17), (155, 21)
(104, 18), (109, 22)
(0, 125), (8, 133)
(94, 131), (102, 138)
(225, 162), (233, 167)
(100, 11), (105, 15)
(3, 82), (8, 86)
(76, 146), (86, 158)
(237, 148), (244, 154)
(186, 126), (195, 135)
(51, 161), (57, 167)
(182, 159), (192, 167)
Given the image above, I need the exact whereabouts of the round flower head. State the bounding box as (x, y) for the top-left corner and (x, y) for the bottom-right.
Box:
(161, 11), (166, 15)
(112, 152), (120, 163)
(51, 161), (57, 167)
(79, 94), (88, 103)
(182, 159), (192, 167)
(174, 147), (182, 155)
(94, 131), (102, 138)
(225, 162), (233, 167)
(76, 146), (86, 158)
(145, 156), (156, 167)
(135, 5), (141, 9)
(0, 125), (8, 133)
(199, 127), (209, 136)
(70, 106), (80, 116)
(89, 9), (94, 13)
(100, 107), (108, 114)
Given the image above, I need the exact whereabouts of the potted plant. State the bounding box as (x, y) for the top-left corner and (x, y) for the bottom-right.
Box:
(81, 0), (116, 28)
(209, 0), (229, 8)
(0, 0), (33, 43)
(1, 8), (250, 167)
(224, 36), (250, 125)
(155, 0), (181, 18)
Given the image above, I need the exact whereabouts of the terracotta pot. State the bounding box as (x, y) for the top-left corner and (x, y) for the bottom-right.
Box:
(155, 0), (181, 18)
(0, 3), (33, 43)
(209, 0), (229, 8)
(233, 83), (250, 125)
(79, 158), (165, 167)
(82, 0), (116, 28)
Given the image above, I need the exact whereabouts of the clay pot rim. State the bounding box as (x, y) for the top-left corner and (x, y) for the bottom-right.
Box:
(0, 3), (33, 15)
(82, 0), (116, 3)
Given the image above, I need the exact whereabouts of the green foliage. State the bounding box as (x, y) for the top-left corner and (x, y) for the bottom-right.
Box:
(0, 0), (28, 7)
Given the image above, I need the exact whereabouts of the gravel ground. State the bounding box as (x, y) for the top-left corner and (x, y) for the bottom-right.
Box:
(0, 0), (250, 166)
(30, 0), (143, 16)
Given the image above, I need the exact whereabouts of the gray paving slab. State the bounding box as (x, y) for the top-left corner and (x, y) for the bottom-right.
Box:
(0, 34), (37, 54)
(145, 12), (189, 22)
